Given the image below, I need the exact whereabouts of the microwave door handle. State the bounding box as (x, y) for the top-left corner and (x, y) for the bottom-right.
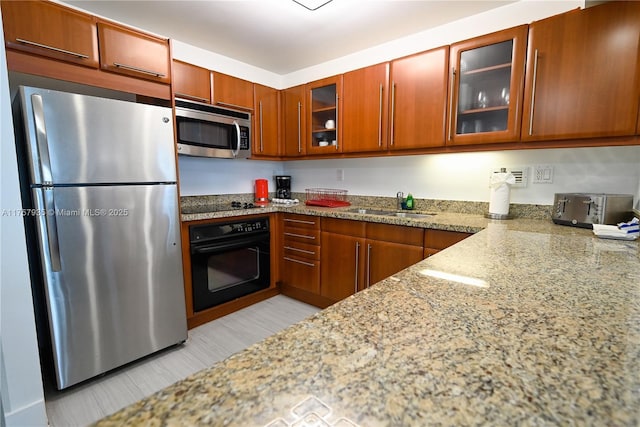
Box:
(232, 121), (241, 157)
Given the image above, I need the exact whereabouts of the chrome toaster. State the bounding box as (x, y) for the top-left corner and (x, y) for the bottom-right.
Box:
(552, 193), (634, 228)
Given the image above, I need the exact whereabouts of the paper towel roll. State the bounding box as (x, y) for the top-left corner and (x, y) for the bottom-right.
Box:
(488, 171), (516, 216)
(489, 184), (511, 215)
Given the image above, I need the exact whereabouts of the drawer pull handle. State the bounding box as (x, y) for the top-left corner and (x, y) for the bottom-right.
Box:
(216, 101), (248, 110)
(283, 257), (315, 267)
(16, 38), (89, 59)
(175, 93), (209, 103)
(284, 246), (316, 255)
(113, 62), (166, 78)
(284, 232), (315, 240)
(284, 218), (316, 225)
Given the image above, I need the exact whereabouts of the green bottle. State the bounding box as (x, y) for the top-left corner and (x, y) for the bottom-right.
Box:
(405, 193), (414, 210)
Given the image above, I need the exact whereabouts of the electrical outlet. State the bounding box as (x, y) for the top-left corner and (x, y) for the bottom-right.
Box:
(532, 165), (554, 184)
(337, 169), (344, 181)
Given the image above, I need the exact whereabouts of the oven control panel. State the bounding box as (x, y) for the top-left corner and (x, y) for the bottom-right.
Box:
(190, 217), (269, 243)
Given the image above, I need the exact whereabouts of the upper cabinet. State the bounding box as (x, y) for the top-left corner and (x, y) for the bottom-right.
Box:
(342, 63), (389, 153)
(1, 0), (98, 68)
(388, 47), (449, 150)
(97, 21), (170, 84)
(306, 75), (343, 154)
(212, 72), (254, 111)
(172, 60), (211, 103)
(521, 2), (640, 141)
(448, 25), (528, 145)
(253, 84), (280, 157)
(282, 85), (307, 157)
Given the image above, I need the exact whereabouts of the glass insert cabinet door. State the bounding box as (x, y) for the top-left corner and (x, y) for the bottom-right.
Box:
(448, 25), (528, 145)
(307, 75), (343, 153)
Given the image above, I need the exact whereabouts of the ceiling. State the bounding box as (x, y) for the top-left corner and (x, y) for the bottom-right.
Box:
(64, 0), (517, 75)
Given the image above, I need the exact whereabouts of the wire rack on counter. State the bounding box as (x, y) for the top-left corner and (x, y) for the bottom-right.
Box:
(305, 188), (351, 207)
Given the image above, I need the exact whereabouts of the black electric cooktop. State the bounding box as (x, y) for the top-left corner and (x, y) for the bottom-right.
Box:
(181, 201), (266, 215)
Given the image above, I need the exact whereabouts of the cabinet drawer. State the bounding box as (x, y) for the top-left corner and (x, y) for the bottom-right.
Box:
(283, 226), (320, 244)
(283, 214), (320, 230)
(281, 255), (320, 294)
(283, 240), (320, 261)
(322, 217), (365, 237)
(97, 21), (170, 84)
(367, 223), (423, 246)
(424, 229), (472, 250)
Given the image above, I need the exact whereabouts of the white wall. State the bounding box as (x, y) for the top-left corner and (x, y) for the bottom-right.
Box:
(0, 12), (48, 427)
(283, 146), (640, 205)
(178, 156), (284, 196)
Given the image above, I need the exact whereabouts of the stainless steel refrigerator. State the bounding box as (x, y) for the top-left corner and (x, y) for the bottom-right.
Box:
(13, 85), (187, 390)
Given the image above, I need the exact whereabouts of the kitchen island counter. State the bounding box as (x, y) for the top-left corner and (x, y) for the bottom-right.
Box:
(95, 220), (640, 426)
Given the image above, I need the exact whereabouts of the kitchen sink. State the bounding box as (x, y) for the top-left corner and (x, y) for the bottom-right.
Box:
(348, 208), (435, 219)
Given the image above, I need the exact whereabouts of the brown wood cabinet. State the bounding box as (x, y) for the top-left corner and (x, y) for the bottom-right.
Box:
(212, 72), (254, 110)
(1, 0), (99, 68)
(280, 214), (322, 301)
(172, 60), (211, 103)
(448, 25), (528, 145)
(97, 21), (170, 84)
(307, 75), (343, 154)
(282, 85), (307, 157)
(388, 47), (449, 150)
(320, 218), (423, 304)
(424, 229), (472, 258)
(253, 84), (280, 157)
(521, 2), (640, 141)
(342, 63), (390, 153)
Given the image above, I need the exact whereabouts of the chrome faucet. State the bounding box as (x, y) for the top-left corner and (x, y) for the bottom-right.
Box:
(396, 191), (404, 210)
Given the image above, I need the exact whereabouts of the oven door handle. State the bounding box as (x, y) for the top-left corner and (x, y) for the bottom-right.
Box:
(191, 235), (268, 255)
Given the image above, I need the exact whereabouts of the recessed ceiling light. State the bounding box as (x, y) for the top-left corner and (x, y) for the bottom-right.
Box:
(293, 0), (333, 11)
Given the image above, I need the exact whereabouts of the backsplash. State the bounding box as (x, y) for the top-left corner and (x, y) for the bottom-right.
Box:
(181, 193), (552, 219)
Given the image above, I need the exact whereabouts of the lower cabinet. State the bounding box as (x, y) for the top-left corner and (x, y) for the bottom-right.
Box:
(320, 218), (423, 304)
(279, 215), (474, 307)
(279, 213), (330, 306)
(424, 229), (472, 258)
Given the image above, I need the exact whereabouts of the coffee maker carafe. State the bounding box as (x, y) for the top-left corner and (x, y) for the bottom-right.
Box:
(275, 175), (291, 199)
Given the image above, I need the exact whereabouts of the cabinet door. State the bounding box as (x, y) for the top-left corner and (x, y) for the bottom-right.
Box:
(253, 84), (280, 157)
(342, 63), (389, 153)
(97, 21), (170, 83)
(212, 72), (254, 111)
(307, 75), (343, 154)
(172, 60), (211, 103)
(448, 25), (528, 145)
(366, 240), (423, 286)
(424, 229), (472, 257)
(320, 233), (365, 301)
(282, 85), (307, 157)
(522, 2), (640, 141)
(1, 0), (98, 68)
(389, 46), (449, 150)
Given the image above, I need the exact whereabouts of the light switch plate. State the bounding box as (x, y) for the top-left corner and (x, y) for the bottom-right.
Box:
(533, 165), (554, 184)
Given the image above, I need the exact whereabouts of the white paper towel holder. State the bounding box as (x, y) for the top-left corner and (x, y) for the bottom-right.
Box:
(485, 168), (514, 220)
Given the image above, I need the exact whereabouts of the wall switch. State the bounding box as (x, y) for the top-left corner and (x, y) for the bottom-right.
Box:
(532, 165), (554, 184)
(491, 166), (528, 188)
(337, 169), (344, 181)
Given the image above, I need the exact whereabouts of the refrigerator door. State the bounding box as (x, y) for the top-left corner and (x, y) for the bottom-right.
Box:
(32, 184), (186, 389)
(19, 85), (176, 185)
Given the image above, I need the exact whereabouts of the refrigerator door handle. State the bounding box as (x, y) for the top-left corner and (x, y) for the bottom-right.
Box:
(31, 94), (54, 185)
(37, 188), (62, 272)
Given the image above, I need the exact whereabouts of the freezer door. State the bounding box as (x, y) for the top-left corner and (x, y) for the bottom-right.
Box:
(32, 184), (186, 389)
(19, 85), (176, 185)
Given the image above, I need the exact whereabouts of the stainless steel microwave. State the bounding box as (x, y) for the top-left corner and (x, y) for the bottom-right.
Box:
(174, 99), (251, 159)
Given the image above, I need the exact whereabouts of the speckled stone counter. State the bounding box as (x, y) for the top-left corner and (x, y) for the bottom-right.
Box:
(95, 212), (640, 426)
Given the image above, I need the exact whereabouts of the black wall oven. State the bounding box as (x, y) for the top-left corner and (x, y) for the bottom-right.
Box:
(190, 217), (270, 312)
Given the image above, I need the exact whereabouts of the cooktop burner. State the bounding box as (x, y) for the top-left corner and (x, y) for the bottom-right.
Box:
(182, 201), (266, 215)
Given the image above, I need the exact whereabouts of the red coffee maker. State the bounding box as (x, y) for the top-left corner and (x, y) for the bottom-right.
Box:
(255, 179), (269, 206)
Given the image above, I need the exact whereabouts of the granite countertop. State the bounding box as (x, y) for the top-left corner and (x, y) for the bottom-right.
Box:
(95, 210), (640, 426)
